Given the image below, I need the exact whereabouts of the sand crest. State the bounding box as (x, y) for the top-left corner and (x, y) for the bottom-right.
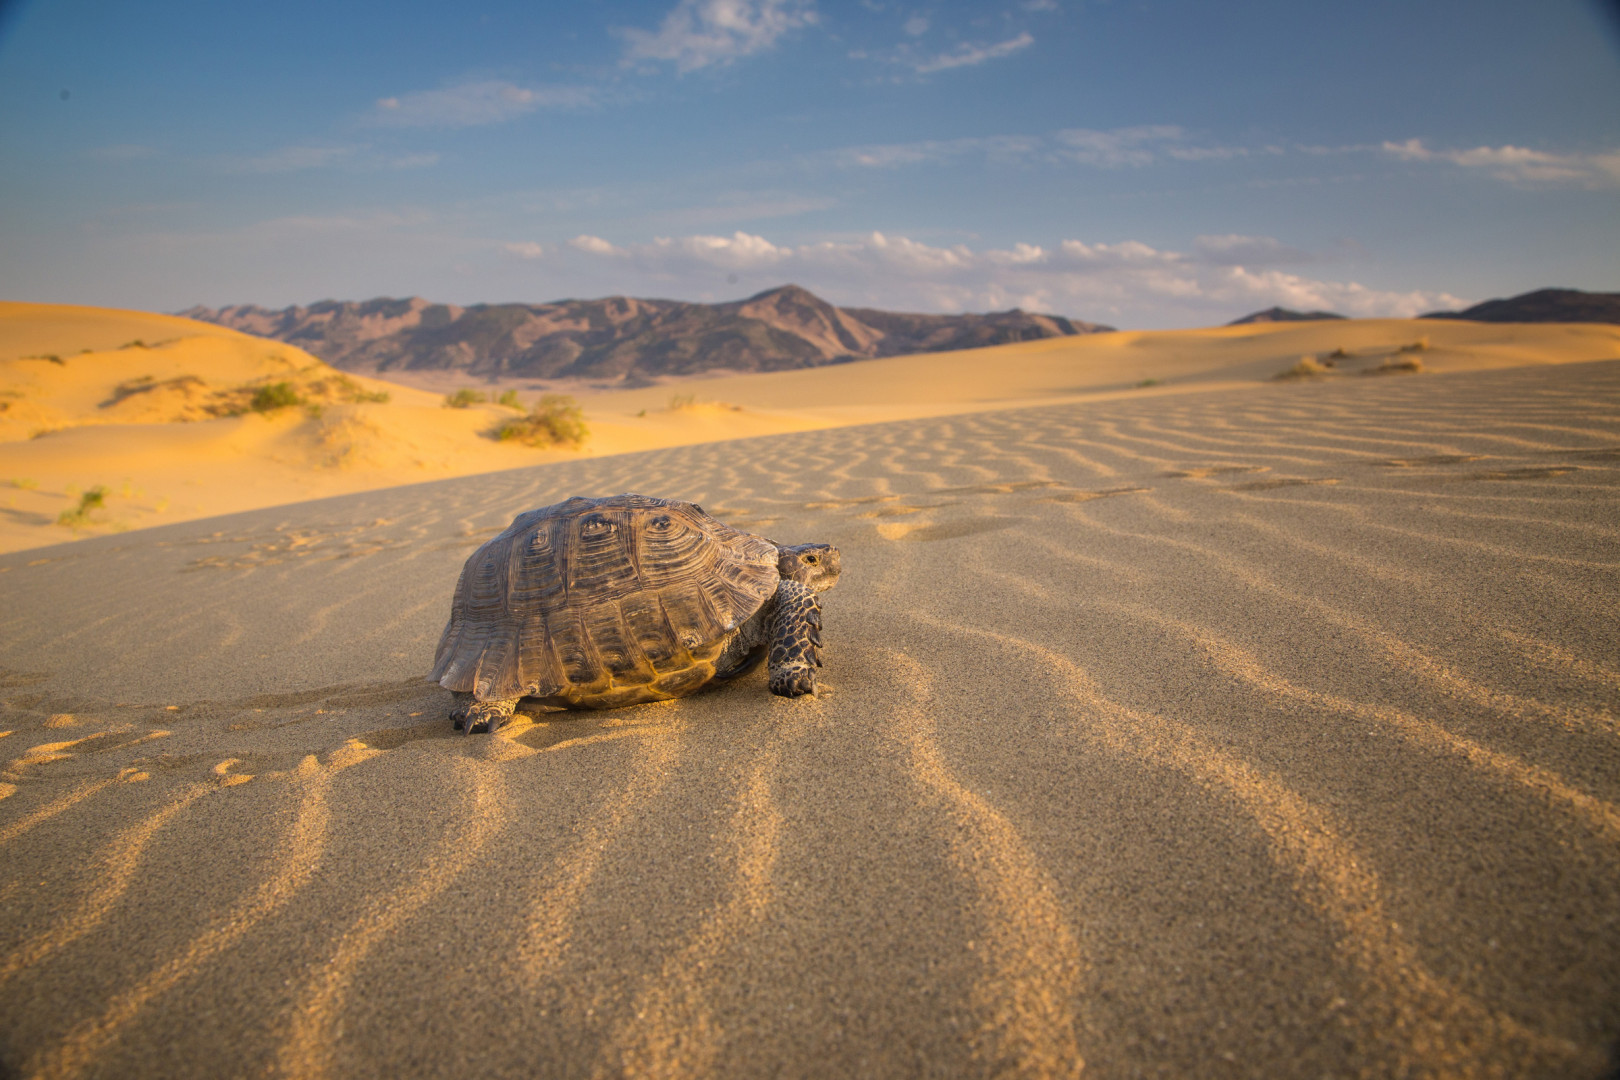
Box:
(1, 356), (1617, 1077)
(5, 300), (1617, 555)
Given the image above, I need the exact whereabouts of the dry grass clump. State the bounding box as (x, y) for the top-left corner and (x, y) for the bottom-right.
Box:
(444, 388), (486, 408)
(1274, 356), (1332, 380)
(496, 389), (523, 409)
(1365, 356), (1424, 375)
(250, 381), (302, 412)
(667, 393), (743, 412)
(57, 485), (108, 528)
(1396, 336), (1430, 354)
(493, 394), (588, 449)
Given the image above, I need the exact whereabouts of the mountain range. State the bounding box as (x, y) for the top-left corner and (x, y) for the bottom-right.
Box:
(181, 285), (1111, 385)
(1420, 288), (1620, 325)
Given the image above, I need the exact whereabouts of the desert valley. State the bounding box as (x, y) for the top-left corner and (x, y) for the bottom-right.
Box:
(1, 290), (1618, 1077)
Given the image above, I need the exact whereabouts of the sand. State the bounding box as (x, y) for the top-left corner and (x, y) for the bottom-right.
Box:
(1, 353), (1617, 1078)
(6, 300), (1618, 556)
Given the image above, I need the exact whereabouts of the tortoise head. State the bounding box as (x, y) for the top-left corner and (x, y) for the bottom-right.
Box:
(776, 543), (841, 593)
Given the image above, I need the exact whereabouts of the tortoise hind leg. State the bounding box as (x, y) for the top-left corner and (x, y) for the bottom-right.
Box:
(767, 580), (822, 698)
(450, 692), (520, 734)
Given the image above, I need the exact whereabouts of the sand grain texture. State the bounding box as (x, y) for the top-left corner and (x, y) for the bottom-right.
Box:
(1, 360), (1618, 1078)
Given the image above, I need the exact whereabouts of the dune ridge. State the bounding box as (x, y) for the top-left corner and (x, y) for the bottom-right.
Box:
(5, 300), (1617, 556)
(1, 357), (1616, 1076)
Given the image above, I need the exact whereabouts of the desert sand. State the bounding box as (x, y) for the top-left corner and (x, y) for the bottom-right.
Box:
(5, 300), (1618, 556)
(1, 345), (1617, 1077)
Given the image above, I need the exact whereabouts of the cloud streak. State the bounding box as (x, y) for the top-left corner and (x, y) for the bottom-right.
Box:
(371, 80), (592, 128)
(618, 0), (817, 72)
(561, 229), (1464, 321)
(1383, 138), (1620, 188)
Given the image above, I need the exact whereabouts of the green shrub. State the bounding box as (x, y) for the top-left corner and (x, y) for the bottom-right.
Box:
(57, 485), (108, 528)
(251, 381), (303, 412)
(1136, 378), (1160, 388)
(494, 394), (588, 449)
(1397, 337), (1430, 353)
(444, 388), (486, 409)
(497, 389), (523, 409)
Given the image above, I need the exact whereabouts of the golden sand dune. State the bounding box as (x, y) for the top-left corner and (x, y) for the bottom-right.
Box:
(4, 301), (1617, 555)
(1, 358), (1617, 1077)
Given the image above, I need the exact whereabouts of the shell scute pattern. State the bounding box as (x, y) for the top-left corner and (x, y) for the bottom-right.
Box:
(431, 493), (779, 708)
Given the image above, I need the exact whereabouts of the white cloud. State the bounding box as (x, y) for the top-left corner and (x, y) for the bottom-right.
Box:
(903, 15), (929, 35)
(830, 134), (1042, 168)
(1382, 138), (1620, 188)
(370, 81), (591, 128)
(569, 235), (622, 255)
(503, 241), (545, 259)
(619, 0), (818, 72)
(912, 31), (1034, 74)
(1054, 125), (1184, 167)
(561, 229), (1463, 322)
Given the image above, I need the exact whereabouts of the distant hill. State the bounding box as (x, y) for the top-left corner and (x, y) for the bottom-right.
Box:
(1227, 307), (1346, 325)
(180, 285), (1113, 384)
(1420, 288), (1620, 325)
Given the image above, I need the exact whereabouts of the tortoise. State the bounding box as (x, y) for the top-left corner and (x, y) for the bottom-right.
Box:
(430, 493), (842, 732)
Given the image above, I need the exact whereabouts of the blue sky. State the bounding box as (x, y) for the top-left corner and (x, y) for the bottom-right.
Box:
(1, 0), (1616, 327)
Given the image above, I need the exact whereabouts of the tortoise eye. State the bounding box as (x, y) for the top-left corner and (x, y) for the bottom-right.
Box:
(805, 554), (818, 564)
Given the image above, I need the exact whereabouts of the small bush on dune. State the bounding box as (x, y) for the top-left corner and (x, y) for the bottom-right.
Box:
(1397, 336), (1430, 354)
(251, 381), (303, 412)
(57, 485), (108, 528)
(497, 389), (523, 409)
(494, 394), (588, 449)
(1274, 356), (1331, 380)
(444, 388), (486, 408)
(1366, 356), (1424, 375)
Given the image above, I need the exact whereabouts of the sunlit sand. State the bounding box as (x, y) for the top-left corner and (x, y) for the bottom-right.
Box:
(3, 300), (1616, 554)
(2, 300), (1619, 1076)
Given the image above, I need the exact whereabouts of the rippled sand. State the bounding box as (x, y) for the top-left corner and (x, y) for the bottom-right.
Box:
(1, 359), (1617, 1078)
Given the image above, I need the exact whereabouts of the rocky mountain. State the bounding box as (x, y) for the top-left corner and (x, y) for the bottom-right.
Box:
(1227, 306), (1346, 325)
(181, 285), (1112, 384)
(1420, 288), (1620, 325)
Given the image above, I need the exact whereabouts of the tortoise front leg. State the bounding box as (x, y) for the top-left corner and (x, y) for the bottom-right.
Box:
(767, 580), (822, 697)
(449, 692), (520, 734)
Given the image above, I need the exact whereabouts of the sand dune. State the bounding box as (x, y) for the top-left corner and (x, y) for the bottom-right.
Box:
(1, 357), (1617, 1077)
(4, 301), (1617, 555)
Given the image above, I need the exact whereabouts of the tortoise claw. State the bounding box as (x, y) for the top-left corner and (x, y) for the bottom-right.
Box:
(769, 665), (817, 698)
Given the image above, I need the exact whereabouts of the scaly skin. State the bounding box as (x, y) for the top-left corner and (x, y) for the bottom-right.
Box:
(450, 692), (519, 734)
(767, 579), (822, 697)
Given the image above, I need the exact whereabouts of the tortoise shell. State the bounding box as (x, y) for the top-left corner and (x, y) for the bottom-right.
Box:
(430, 493), (780, 709)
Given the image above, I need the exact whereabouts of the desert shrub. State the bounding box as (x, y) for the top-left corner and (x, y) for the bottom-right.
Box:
(1136, 378), (1160, 388)
(444, 388), (486, 409)
(494, 394), (588, 449)
(57, 485), (108, 528)
(667, 393), (696, 410)
(1274, 356), (1331, 380)
(251, 381), (303, 412)
(1397, 337), (1430, 353)
(23, 354), (64, 365)
(9, 478), (39, 490)
(1366, 356), (1424, 375)
(1328, 347), (1349, 359)
(120, 340), (149, 349)
(329, 374), (391, 404)
(497, 389), (523, 409)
